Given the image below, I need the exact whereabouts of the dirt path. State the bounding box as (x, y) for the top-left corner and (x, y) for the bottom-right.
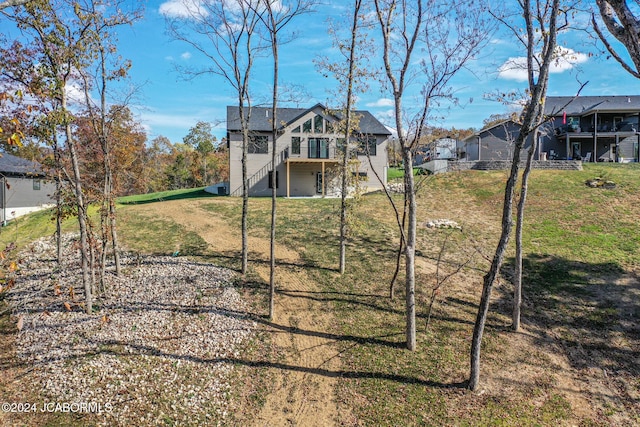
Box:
(144, 199), (342, 426)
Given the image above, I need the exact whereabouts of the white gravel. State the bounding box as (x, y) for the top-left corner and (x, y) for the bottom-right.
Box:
(8, 234), (256, 426)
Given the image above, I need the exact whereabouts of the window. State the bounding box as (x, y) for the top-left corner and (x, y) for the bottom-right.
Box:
(336, 138), (346, 153)
(309, 138), (330, 159)
(33, 180), (41, 190)
(314, 115), (323, 133)
(302, 119), (312, 133)
(249, 135), (268, 153)
(268, 170), (279, 189)
(292, 125), (301, 133)
(357, 136), (377, 156)
(291, 137), (301, 155)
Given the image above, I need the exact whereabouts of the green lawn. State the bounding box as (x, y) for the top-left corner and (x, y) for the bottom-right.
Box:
(117, 187), (213, 204)
(3, 163), (639, 426)
(387, 166), (422, 180)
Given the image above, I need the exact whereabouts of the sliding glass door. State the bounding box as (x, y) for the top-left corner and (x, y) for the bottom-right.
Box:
(309, 138), (329, 159)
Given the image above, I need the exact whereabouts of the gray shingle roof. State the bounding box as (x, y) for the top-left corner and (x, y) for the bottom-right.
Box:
(0, 153), (45, 176)
(544, 96), (640, 116)
(227, 104), (391, 135)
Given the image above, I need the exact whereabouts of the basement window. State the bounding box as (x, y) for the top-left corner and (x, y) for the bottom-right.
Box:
(33, 180), (41, 190)
(268, 170), (279, 189)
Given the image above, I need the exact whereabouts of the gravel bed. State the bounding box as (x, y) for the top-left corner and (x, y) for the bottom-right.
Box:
(8, 234), (256, 426)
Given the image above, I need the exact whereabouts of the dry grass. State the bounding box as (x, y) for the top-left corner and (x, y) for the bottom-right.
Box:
(1, 164), (639, 426)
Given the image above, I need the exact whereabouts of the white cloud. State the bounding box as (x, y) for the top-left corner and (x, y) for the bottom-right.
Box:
(375, 109), (396, 124)
(66, 81), (89, 105)
(550, 47), (589, 73)
(497, 47), (589, 82)
(497, 57), (529, 82)
(180, 51), (192, 60)
(159, 0), (208, 18)
(366, 98), (395, 108)
(159, 0), (284, 19)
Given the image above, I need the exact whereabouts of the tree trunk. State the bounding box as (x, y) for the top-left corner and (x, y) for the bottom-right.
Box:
(54, 132), (62, 265)
(109, 192), (121, 276)
(469, 155), (520, 390)
(240, 103), (249, 275)
(403, 146), (417, 351)
(469, 0), (559, 391)
(389, 207), (407, 299)
(339, 0), (361, 275)
(268, 15), (279, 321)
(594, 0), (640, 78)
(63, 102), (92, 313)
(513, 132), (536, 331)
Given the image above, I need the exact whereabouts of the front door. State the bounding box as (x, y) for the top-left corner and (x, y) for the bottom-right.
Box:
(316, 172), (325, 194)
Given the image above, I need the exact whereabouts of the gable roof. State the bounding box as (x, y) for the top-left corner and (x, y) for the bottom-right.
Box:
(0, 153), (45, 176)
(462, 119), (521, 142)
(226, 104), (391, 135)
(544, 96), (640, 116)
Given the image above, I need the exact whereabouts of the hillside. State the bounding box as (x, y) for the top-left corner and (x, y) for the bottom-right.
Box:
(1, 163), (639, 426)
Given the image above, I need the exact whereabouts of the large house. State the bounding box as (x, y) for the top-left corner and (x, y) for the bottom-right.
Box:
(0, 153), (55, 224)
(543, 96), (639, 162)
(226, 104), (391, 197)
(462, 96), (640, 162)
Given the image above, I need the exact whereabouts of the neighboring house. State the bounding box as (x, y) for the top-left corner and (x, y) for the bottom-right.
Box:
(461, 96), (640, 162)
(227, 104), (391, 197)
(414, 137), (457, 165)
(542, 96), (640, 162)
(0, 153), (55, 224)
(460, 120), (533, 161)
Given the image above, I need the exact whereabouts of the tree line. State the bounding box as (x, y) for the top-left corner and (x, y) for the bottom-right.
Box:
(0, 113), (229, 196)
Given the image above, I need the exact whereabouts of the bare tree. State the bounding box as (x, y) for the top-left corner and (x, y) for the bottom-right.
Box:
(78, 0), (142, 286)
(256, 0), (315, 319)
(315, 0), (372, 274)
(593, 0), (640, 79)
(373, 0), (421, 349)
(469, 0), (564, 391)
(164, 0), (264, 275)
(373, 0), (493, 351)
(336, 0), (361, 276)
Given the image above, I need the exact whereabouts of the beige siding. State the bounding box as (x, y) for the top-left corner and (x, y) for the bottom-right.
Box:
(229, 106), (388, 196)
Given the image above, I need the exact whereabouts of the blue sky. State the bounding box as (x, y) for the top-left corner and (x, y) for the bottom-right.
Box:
(3, 0), (640, 144)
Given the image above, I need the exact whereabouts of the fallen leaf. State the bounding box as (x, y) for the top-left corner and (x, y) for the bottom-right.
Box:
(63, 301), (72, 311)
(17, 315), (24, 331)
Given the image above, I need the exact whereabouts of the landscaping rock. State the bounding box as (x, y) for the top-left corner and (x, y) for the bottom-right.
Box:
(7, 234), (255, 426)
(425, 219), (462, 230)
